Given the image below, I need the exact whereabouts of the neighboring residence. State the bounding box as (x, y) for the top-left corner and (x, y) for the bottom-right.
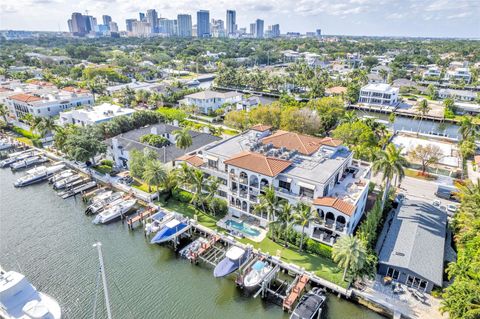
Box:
(4, 86), (93, 120)
(107, 123), (221, 168)
(444, 68), (471, 83)
(378, 199), (447, 293)
(325, 86), (347, 97)
(438, 89), (476, 102)
(235, 96), (261, 112)
(181, 90), (242, 114)
(367, 73), (385, 84)
(59, 103), (136, 126)
(176, 125), (371, 246)
(106, 81), (166, 95)
(371, 65), (391, 75)
(358, 83), (399, 106)
(422, 66), (442, 79)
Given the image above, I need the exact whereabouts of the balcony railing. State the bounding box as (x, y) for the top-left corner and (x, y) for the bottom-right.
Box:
(239, 177), (248, 185)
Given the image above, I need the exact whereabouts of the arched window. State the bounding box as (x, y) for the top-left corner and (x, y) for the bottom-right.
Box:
(260, 178), (269, 188)
(336, 215), (346, 225)
(249, 175), (259, 188)
(242, 201), (248, 211)
(326, 212), (335, 221)
(317, 209), (325, 220)
(235, 198), (241, 207)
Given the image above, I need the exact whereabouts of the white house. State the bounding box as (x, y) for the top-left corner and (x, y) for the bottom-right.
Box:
(182, 90), (242, 114)
(358, 83), (399, 106)
(444, 68), (471, 83)
(5, 86), (93, 120)
(59, 103), (136, 126)
(176, 125), (371, 246)
(423, 66), (441, 79)
(438, 89), (476, 102)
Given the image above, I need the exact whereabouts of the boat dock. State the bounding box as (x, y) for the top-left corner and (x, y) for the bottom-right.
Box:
(127, 206), (157, 230)
(283, 274), (309, 311)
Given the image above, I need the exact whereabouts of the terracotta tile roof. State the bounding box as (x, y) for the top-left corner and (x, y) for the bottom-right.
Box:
(313, 197), (355, 216)
(250, 124), (272, 132)
(29, 80), (54, 86)
(319, 137), (343, 147)
(176, 154), (204, 167)
(62, 86), (90, 94)
(326, 86), (347, 95)
(224, 151), (292, 177)
(261, 130), (325, 155)
(0, 88), (13, 92)
(8, 93), (43, 103)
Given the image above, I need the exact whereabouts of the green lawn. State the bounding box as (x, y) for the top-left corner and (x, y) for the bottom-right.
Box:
(159, 199), (347, 288)
(405, 168), (438, 181)
(132, 178), (155, 193)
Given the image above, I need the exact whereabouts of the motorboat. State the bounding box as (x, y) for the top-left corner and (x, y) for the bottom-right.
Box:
(186, 79), (200, 86)
(89, 190), (113, 204)
(85, 192), (123, 215)
(14, 164), (65, 187)
(144, 211), (174, 236)
(0, 140), (13, 151)
(0, 269), (61, 319)
(243, 260), (273, 289)
(213, 246), (251, 278)
(48, 169), (74, 184)
(150, 219), (190, 244)
(52, 174), (81, 189)
(92, 199), (137, 224)
(290, 287), (327, 319)
(179, 237), (209, 259)
(0, 151), (37, 168)
(10, 156), (48, 171)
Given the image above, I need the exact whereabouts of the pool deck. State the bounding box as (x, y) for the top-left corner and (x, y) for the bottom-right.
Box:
(217, 214), (267, 242)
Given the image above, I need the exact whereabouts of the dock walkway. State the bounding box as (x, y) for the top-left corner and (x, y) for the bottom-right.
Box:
(283, 274), (309, 311)
(127, 206), (157, 229)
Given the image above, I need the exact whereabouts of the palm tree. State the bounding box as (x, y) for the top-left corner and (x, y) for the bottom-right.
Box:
(173, 127), (193, 153)
(160, 169), (179, 202)
(176, 162), (193, 189)
(254, 185), (279, 221)
(148, 92), (163, 108)
(271, 202), (293, 243)
(190, 168), (207, 212)
(415, 99), (431, 135)
(332, 235), (367, 282)
(142, 159), (167, 197)
(294, 202), (317, 251)
(37, 117), (58, 138)
(378, 69), (388, 82)
(459, 115), (476, 142)
(0, 103), (8, 123)
(205, 176), (220, 215)
(87, 77), (106, 103)
(341, 110), (358, 124)
(372, 143), (408, 209)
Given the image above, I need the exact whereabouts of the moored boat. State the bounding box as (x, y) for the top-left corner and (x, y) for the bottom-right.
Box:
(14, 164), (65, 187)
(52, 174), (81, 189)
(48, 169), (74, 184)
(10, 156), (48, 171)
(0, 151), (38, 168)
(144, 211), (174, 236)
(242, 260), (273, 289)
(290, 287), (327, 319)
(0, 269), (62, 319)
(213, 246), (251, 278)
(149, 219), (190, 244)
(85, 192), (123, 215)
(92, 199), (137, 224)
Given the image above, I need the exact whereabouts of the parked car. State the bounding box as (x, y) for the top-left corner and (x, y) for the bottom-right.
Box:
(447, 204), (458, 216)
(432, 200), (441, 207)
(435, 185), (459, 202)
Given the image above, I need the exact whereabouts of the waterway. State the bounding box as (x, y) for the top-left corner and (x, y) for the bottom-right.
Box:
(0, 168), (384, 319)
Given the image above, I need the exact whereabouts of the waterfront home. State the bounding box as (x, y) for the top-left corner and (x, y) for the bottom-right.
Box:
(4, 87), (93, 120)
(358, 83), (399, 106)
(438, 88), (476, 102)
(175, 125), (371, 246)
(107, 123), (220, 168)
(378, 199), (447, 293)
(422, 66), (441, 79)
(444, 68), (471, 83)
(59, 103), (136, 126)
(181, 90), (243, 114)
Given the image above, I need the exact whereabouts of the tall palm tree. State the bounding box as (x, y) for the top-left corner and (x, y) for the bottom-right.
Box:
(160, 169), (179, 202)
(378, 69), (388, 82)
(254, 185), (279, 221)
(173, 127), (193, 153)
(37, 117), (58, 138)
(372, 143), (408, 209)
(205, 176), (220, 215)
(294, 202), (317, 251)
(341, 110), (358, 124)
(415, 99), (431, 135)
(271, 202), (292, 243)
(0, 103), (9, 123)
(459, 115), (476, 142)
(190, 168), (207, 212)
(87, 77), (106, 103)
(176, 162), (193, 189)
(332, 235), (367, 282)
(142, 159), (167, 197)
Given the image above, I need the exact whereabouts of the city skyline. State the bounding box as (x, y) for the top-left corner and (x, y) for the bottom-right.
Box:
(1, 0), (479, 38)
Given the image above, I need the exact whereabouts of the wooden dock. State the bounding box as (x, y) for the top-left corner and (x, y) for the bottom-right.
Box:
(127, 206), (157, 230)
(190, 234), (221, 263)
(283, 274), (309, 311)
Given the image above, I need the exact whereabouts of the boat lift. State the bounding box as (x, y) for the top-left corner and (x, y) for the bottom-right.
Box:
(253, 264), (281, 299)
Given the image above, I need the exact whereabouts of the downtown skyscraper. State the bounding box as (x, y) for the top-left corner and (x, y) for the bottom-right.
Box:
(226, 10), (236, 36)
(177, 14), (192, 37)
(197, 10), (210, 37)
(146, 9), (158, 33)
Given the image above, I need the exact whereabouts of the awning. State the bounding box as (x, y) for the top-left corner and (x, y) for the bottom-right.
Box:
(278, 175), (292, 183)
(204, 154), (218, 161)
(298, 181), (315, 189)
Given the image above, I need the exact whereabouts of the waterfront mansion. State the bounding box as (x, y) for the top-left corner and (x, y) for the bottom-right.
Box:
(176, 125), (371, 246)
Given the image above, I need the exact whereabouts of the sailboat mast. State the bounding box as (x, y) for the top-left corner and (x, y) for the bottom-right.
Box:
(93, 242), (113, 319)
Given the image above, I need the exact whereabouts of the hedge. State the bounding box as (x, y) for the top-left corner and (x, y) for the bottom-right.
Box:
(12, 126), (39, 139)
(172, 188), (193, 203)
(305, 239), (332, 259)
(100, 159), (114, 167)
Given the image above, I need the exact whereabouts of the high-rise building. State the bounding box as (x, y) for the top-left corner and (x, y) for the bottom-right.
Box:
(211, 19), (225, 38)
(196, 10), (210, 37)
(255, 19), (264, 38)
(177, 14), (192, 37)
(249, 23), (256, 36)
(132, 21), (151, 37)
(226, 10), (236, 36)
(271, 24), (280, 37)
(67, 19), (73, 33)
(102, 15), (112, 28)
(126, 19), (136, 32)
(109, 22), (119, 33)
(84, 15), (96, 33)
(71, 12), (87, 36)
(159, 18), (177, 36)
(139, 12), (145, 21)
(146, 9), (158, 33)
(316, 29), (322, 38)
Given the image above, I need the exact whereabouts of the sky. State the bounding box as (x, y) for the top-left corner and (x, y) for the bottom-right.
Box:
(1, 0), (479, 38)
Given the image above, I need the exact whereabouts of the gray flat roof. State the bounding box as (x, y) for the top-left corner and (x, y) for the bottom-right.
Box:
(379, 199), (446, 286)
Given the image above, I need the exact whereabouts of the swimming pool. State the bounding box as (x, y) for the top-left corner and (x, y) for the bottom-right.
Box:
(225, 219), (260, 237)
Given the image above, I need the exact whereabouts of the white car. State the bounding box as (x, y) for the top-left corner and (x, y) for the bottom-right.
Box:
(432, 200), (441, 207)
(447, 204), (458, 213)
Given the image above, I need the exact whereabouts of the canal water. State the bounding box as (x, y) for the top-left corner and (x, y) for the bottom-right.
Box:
(0, 168), (384, 319)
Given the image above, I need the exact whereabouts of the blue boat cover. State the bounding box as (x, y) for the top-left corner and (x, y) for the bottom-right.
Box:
(151, 211), (166, 221)
(150, 222), (187, 244)
(252, 261), (265, 272)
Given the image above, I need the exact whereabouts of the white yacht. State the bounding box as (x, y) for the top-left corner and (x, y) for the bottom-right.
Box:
(14, 164), (65, 187)
(0, 151), (39, 168)
(10, 156), (48, 170)
(85, 192), (123, 215)
(92, 199), (137, 224)
(48, 170), (74, 184)
(243, 260), (273, 289)
(0, 269), (61, 319)
(52, 174), (81, 189)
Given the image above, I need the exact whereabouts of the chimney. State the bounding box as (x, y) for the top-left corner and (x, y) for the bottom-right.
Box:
(151, 126), (158, 135)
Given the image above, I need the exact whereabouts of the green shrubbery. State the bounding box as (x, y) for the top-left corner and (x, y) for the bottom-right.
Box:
(268, 227), (333, 259)
(172, 188), (193, 203)
(139, 134), (170, 147)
